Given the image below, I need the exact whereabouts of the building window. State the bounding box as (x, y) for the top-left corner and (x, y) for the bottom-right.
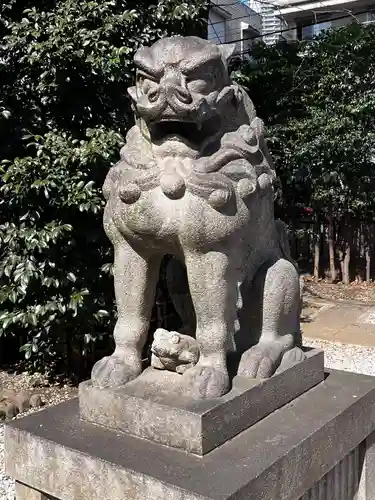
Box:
(366, 10), (375, 23)
(297, 17), (331, 40)
(208, 11), (226, 43)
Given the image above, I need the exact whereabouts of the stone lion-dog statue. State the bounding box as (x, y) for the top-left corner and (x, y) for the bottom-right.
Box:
(91, 36), (301, 399)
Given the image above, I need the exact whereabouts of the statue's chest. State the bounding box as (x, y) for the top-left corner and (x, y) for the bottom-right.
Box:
(110, 156), (194, 239)
(110, 187), (251, 254)
(112, 188), (182, 240)
(107, 156), (253, 248)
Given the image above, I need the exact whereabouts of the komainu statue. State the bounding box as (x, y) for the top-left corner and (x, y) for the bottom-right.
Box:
(91, 36), (301, 399)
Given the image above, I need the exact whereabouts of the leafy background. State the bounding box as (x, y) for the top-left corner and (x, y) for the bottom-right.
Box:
(234, 24), (375, 282)
(0, 0), (208, 377)
(1, 1), (375, 377)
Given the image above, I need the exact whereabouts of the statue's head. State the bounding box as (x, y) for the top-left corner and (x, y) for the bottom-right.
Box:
(128, 36), (240, 152)
(116, 36), (271, 208)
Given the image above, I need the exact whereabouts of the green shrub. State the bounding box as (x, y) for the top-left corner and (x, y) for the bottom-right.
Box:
(0, 0), (208, 375)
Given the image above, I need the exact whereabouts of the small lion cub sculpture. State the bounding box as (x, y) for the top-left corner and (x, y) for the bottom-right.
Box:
(151, 329), (200, 374)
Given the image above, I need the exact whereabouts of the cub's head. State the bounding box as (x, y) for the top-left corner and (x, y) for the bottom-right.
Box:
(128, 36), (240, 153)
(151, 328), (185, 358)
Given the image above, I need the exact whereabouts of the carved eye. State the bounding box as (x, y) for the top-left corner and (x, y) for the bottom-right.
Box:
(171, 334), (180, 344)
(137, 71), (159, 96)
(186, 69), (217, 94)
(187, 78), (211, 93)
(137, 70), (157, 82)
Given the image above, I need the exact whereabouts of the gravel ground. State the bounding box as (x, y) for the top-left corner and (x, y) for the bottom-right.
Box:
(1, 339), (375, 498)
(306, 337), (375, 376)
(303, 279), (375, 303)
(0, 371), (77, 500)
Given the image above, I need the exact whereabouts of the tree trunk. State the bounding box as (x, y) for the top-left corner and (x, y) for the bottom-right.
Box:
(313, 214), (320, 280)
(327, 210), (336, 282)
(343, 242), (351, 284)
(364, 222), (371, 282)
(366, 245), (371, 282)
(340, 216), (351, 285)
(339, 247), (344, 281)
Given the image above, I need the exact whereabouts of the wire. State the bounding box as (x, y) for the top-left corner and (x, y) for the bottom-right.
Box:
(220, 8), (371, 44)
(208, 0), (228, 41)
(237, 15), (368, 53)
(208, 9), (353, 42)
(210, 0), (372, 32)
(211, 1), (254, 7)
(212, 0), (293, 10)
(207, 1), (353, 41)
(207, 21), (287, 42)
(207, 23), (289, 42)
(210, 10), (262, 25)
(208, 19), (226, 43)
(208, 2), (283, 41)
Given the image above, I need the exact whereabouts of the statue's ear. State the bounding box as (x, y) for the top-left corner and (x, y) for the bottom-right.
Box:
(217, 43), (237, 63)
(127, 86), (137, 102)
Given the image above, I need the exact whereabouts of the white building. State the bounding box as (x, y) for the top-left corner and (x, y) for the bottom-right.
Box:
(263, 0), (375, 42)
(208, 0), (375, 49)
(259, 2), (293, 44)
(208, 0), (262, 55)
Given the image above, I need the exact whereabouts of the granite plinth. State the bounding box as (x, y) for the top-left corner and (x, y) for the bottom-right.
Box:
(79, 348), (324, 455)
(5, 369), (375, 500)
(15, 482), (56, 500)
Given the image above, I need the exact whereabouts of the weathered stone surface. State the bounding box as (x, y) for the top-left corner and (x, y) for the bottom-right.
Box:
(0, 388), (42, 418)
(16, 482), (55, 500)
(90, 35), (302, 399)
(150, 328), (200, 374)
(300, 444), (364, 500)
(0, 402), (18, 420)
(5, 369), (375, 500)
(29, 393), (43, 408)
(358, 431), (375, 500)
(15, 392), (30, 413)
(80, 349), (323, 455)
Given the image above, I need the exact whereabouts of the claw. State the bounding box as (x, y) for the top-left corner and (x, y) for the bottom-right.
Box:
(182, 364), (230, 399)
(91, 355), (141, 389)
(238, 338), (294, 379)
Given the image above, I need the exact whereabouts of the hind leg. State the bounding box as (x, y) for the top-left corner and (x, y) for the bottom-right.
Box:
(238, 258), (300, 378)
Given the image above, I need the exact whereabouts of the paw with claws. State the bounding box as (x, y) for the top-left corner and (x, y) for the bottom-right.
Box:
(238, 336), (295, 378)
(91, 354), (142, 389)
(182, 364), (230, 400)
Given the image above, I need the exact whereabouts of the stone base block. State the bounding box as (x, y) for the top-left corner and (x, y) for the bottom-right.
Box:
(5, 369), (375, 500)
(79, 348), (324, 455)
(15, 482), (56, 500)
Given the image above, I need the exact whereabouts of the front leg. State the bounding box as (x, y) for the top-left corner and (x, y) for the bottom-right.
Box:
(91, 237), (161, 388)
(182, 251), (239, 399)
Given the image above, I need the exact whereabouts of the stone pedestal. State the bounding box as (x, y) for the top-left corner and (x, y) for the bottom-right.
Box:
(79, 348), (324, 455)
(15, 482), (56, 500)
(5, 369), (375, 500)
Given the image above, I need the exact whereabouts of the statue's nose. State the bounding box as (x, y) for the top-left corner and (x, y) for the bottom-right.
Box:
(160, 71), (193, 105)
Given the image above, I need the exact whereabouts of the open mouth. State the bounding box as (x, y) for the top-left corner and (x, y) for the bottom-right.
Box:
(149, 120), (203, 146)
